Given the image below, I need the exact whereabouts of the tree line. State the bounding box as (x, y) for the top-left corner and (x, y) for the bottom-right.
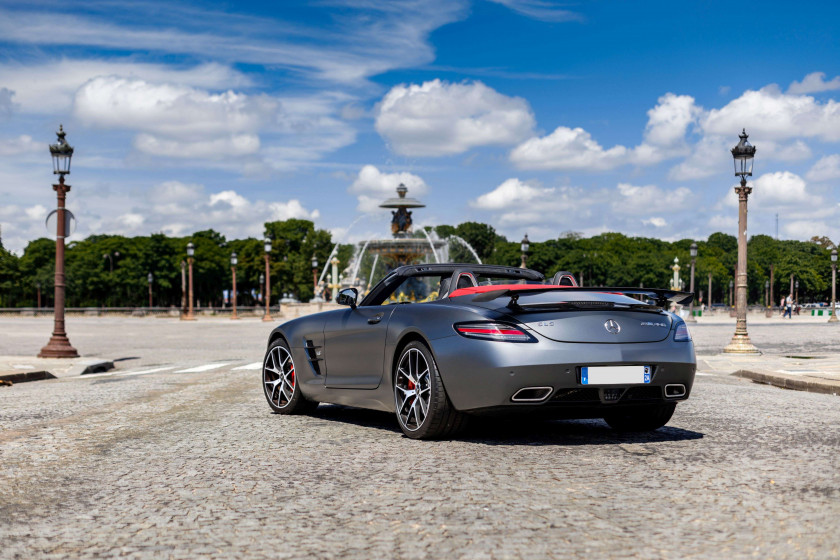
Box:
(0, 219), (835, 308)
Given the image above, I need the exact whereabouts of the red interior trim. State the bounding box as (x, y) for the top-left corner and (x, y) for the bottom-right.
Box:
(448, 284), (569, 298)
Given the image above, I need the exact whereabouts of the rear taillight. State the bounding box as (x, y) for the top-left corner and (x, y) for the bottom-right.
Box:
(674, 322), (692, 341)
(454, 322), (535, 342)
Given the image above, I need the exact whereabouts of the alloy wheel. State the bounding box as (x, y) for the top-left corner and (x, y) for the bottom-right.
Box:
(263, 344), (296, 409)
(395, 347), (432, 431)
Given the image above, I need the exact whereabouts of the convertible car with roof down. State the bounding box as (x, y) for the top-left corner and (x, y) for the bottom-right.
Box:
(262, 263), (695, 439)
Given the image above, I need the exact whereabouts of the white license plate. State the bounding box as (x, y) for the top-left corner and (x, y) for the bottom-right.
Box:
(581, 365), (651, 385)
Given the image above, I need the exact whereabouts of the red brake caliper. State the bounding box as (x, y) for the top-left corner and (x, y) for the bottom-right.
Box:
(289, 367), (295, 387)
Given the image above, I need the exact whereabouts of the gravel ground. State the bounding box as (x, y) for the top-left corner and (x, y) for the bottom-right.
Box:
(0, 316), (838, 559)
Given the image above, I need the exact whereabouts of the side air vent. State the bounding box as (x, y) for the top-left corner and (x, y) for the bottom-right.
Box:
(303, 339), (323, 376)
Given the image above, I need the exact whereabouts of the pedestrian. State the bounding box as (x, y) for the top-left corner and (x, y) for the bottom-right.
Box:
(783, 293), (793, 319)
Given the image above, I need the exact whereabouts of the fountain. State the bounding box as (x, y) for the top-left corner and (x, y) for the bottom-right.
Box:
(364, 184), (446, 269)
(324, 184), (483, 300)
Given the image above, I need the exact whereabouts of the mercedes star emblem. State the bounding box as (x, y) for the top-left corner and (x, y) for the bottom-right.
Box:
(604, 319), (621, 334)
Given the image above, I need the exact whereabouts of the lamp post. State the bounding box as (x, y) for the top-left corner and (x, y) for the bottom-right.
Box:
(830, 249), (838, 323)
(520, 234), (530, 268)
(180, 260), (187, 314)
(311, 254), (319, 292)
(724, 129), (759, 353)
(36, 281), (41, 310)
(687, 243), (697, 322)
(183, 242), (196, 321)
(795, 280), (799, 306)
(262, 238), (273, 321)
(147, 272), (153, 308)
(708, 273), (713, 313)
(764, 279), (769, 309)
(230, 252), (239, 320)
(39, 125), (79, 358)
(103, 251), (120, 273)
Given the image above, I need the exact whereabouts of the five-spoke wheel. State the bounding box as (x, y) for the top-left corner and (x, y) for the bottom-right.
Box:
(262, 339), (317, 414)
(394, 341), (466, 439)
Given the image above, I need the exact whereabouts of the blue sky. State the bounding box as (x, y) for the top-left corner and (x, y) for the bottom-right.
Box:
(2, 0), (840, 253)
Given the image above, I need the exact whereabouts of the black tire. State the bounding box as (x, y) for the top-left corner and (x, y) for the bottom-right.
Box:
(603, 402), (676, 432)
(262, 338), (318, 415)
(394, 341), (467, 440)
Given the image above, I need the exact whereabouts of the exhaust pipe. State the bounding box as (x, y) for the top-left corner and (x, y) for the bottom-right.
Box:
(664, 384), (686, 398)
(511, 387), (553, 402)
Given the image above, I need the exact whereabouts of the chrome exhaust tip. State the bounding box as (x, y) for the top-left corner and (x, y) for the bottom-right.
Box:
(664, 384), (686, 398)
(511, 387), (553, 402)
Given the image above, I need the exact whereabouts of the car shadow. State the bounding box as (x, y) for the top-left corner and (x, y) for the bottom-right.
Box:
(308, 404), (704, 445)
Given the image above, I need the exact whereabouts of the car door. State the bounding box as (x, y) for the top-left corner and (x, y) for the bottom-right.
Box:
(323, 305), (395, 389)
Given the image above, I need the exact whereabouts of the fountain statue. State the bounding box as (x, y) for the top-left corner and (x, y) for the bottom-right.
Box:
(364, 184), (445, 270)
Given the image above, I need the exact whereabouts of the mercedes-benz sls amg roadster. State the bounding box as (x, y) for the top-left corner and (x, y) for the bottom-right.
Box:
(262, 264), (696, 439)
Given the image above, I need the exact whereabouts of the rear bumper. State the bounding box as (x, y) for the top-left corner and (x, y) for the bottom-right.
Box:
(431, 334), (696, 412)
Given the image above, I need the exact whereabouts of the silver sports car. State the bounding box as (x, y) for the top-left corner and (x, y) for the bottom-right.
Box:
(262, 263), (695, 439)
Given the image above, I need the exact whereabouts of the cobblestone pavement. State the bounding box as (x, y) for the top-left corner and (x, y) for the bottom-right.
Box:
(1, 317), (839, 559)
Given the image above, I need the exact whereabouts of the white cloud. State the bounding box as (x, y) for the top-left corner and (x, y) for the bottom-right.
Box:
(75, 77), (276, 139)
(720, 171), (820, 213)
(0, 2), (468, 87)
(702, 85), (840, 142)
(0, 60), (250, 114)
(614, 183), (693, 215)
(643, 217), (667, 228)
(471, 178), (553, 210)
(375, 79), (535, 156)
(348, 165), (428, 213)
(0, 135), (40, 156)
(0, 88), (16, 118)
(511, 93), (699, 171)
(787, 72), (840, 95)
(487, 0), (583, 22)
(510, 126), (629, 171)
(806, 155), (840, 182)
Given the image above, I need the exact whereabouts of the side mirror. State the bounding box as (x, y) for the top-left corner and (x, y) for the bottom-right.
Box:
(336, 288), (358, 309)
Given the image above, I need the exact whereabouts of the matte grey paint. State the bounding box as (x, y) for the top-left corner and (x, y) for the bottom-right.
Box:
(267, 293), (695, 415)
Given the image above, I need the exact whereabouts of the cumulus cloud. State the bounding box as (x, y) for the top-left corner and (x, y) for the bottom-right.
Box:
(719, 171), (821, 215)
(702, 85), (840, 142)
(511, 93), (699, 171)
(471, 178), (553, 210)
(806, 155), (840, 182)
(0, 134), (40, 156)
(787, 72), (840, 95)
(613, 183), (694, 215)
(75, 76), (276, 140)
(643, 217), (667, 228)
(348, 165), (428, 213)
(375, 79), (535, 156)
(0, 60), (250, 114)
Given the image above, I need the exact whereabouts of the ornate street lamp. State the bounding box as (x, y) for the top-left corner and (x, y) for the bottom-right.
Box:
(230, 252), (239, 320)
(707, 273), (713, 313)
(520, 234), (530, 268)
(311, 254), (319, 291)
(39, 125), (79, 358)
(687, 243), (697, 322)
(830, 249), (838, 323)
(263, 238), (273, 321)
(795, 280), (799, 306)
(724, 129), (759, 353)
(183, 242), (196, 320)
(147, 272), (153, 308)
(764, 279), (770, 309)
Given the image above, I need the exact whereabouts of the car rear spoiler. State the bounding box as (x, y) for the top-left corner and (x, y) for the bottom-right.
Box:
(472, 286), (694, 309)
